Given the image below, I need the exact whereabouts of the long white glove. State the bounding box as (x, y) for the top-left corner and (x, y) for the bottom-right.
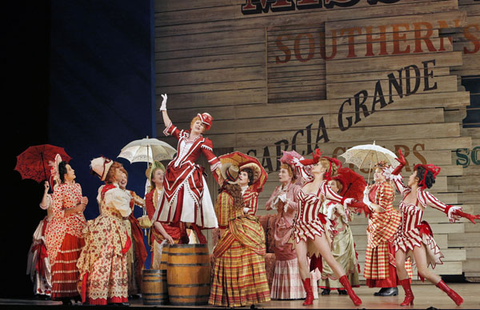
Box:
(160, 93), (168, 111)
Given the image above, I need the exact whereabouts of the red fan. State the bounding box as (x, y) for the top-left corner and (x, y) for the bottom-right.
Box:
(334, 167), (366, 201)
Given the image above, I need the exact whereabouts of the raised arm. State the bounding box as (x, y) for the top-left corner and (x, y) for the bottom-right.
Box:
(390, 149), (409, 194)
(321, 181), (345, 204)
(420, 190), (460, 222)
(160, 93), (172, 128)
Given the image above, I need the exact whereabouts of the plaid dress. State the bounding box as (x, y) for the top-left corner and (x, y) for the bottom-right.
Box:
(364, 182), (401, 286)
(209, 188), (270, 307)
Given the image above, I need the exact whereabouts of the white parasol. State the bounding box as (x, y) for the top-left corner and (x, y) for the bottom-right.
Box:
(339, 141), (398, 183)
(118, 136), (177, 164)
(118, 136), (176, 236)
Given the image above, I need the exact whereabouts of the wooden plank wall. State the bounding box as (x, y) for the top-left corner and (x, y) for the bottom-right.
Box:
(154, 0), (480, 281)
(453, 0), (480, 282)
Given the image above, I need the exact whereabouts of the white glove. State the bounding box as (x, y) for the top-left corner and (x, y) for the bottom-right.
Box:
(243, 207), (250, 214)
(363, 186), (369, 195)
(278, 193), (287, 203)
(160, 93), (168, 111)
(326, 204), (336, 220)
(343, 198), (353, 207)
(363, 191), (372, 209)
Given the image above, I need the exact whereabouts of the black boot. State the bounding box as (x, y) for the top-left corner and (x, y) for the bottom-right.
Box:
(376, 287), (398, 296)
(338, 289), (347, 295)
(321, 289), (330, 295)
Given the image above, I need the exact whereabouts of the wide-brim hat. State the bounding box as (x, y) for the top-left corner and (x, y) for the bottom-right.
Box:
(239, 162), (262, 184)
(219, 162), (239, 184)
(90, 156), (114, 181)
(215, 151), (267, 193)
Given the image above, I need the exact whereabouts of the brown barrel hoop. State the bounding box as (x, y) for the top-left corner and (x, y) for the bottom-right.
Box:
(167, 244), (211, 306)
(142, 269), (168, 305)
(159, 244), (169, 271)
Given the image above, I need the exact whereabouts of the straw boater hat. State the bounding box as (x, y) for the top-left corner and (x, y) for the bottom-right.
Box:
(219, 162), (240, 184)
(90, 156), (114, 181)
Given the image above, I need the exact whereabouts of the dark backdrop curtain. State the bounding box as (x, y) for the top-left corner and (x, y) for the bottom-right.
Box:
(3, 0), (154, 298)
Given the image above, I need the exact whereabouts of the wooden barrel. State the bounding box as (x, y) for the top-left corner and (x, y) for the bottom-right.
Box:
(142, 268), (168, 305)
(159, 244), (169, 271)
(167, 244), (211, 306)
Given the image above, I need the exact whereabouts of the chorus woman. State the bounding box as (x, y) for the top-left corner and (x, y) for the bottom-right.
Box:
(119, 170), (147, 296)
(318, 178), (360, 295)
(45, 157), (87, 305)
(388, 151), (479, 306)
(362, 162), (402, 297)
(266, 163), (319, 300)
(292, 150), (363, 306)
(77, 157), (131, 305)
(27, 180), (54, 298)
(209, 163), (270, 307)
(146, 161), (183, 269)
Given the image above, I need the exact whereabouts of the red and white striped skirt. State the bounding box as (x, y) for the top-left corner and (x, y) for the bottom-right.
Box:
(50, 233), (84, 300)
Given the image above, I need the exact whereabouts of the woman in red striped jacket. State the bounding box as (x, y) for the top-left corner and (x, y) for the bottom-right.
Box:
(387, 151), (480, 307)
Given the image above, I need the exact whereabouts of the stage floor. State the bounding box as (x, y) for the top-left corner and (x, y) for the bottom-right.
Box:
(1, 283), (479, 309)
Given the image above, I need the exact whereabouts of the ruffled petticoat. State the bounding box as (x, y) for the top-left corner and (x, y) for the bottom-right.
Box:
(393, 226), (444, 270)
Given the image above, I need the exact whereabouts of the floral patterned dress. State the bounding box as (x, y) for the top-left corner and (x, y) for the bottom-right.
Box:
(45, 182), (86, 299)
(77, 184), (132, 305)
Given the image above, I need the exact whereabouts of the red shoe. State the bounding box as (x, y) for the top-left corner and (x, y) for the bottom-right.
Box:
(399, 279), (414, 306)
(436, 280), (463, 306)
(301, 278), (314, 306)
(339, 275), (362, 306)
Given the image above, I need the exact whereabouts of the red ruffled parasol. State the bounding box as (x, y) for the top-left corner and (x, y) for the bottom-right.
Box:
(14, 144), (71, 183)
(334, 167), (366, 201)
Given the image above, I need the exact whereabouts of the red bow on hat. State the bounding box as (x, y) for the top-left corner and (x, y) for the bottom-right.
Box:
(197, 113), (213, 131)
(322, 156), (342, 181)
(414, 164), (441, 189)
(299, 149), (322, 166)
